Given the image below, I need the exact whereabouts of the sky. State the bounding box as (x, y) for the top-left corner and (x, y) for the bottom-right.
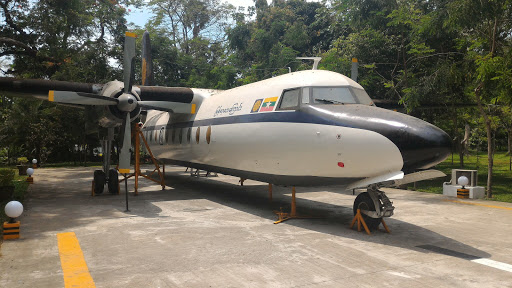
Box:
(126, 0), (257, 27)
(126, 0), (322, 28)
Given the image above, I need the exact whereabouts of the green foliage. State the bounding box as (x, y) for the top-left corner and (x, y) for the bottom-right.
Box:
(16, 157), (28, 164)
(228, 0), (325, 81)
(0, 168), (15, 186)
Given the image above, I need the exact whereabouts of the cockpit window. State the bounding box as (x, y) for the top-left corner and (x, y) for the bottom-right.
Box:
(312, 87), (356, 104)
(279, 88), (300, 109)
(277, 86), (374, 110)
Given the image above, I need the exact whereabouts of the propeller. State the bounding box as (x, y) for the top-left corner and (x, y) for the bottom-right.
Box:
(43, 32), (196, 174)
(47, 32), (139, 174)
(118, 32), (137, 174)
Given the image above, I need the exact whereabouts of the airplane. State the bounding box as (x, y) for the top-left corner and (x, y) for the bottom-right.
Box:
(0, 32), (451, 230)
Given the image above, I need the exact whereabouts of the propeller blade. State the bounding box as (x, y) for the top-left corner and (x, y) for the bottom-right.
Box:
(138, 101), (196, 114)
(141, 31), (154, 86)
(49, 90), (118, 105)
(118, 113), (132, 174)
(124, 32), (137, 93)
(0, 78), (102, 100)
(135, 86), (194, 103)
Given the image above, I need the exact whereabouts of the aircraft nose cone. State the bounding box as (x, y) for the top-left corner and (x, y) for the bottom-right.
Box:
(302, 105), (452, 173)
(391, 119), (452, 172)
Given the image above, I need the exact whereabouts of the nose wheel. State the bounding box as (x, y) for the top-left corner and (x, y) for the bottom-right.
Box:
(353, 192), (381, 231)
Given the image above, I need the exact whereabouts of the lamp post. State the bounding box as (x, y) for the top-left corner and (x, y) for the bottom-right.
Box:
(5, 201), (23, 223)
(32, 158), (37, 169)
(3, 201), (23, 240)
(457, 176), (469, 199)
(26, 167), (34, 183)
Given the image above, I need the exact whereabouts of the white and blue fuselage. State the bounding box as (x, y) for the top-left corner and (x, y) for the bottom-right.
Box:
(142, 70), (451, 187)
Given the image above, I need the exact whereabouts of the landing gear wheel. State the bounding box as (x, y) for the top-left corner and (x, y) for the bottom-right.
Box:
(93, 170), (106, 194)
(108, 169), (119, 194)
(353, 192), (381, 231)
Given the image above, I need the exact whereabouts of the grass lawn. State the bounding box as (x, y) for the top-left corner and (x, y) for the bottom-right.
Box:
(409, 151), (512, 203)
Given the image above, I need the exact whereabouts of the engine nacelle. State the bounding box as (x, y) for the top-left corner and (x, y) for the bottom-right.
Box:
(87, 80), (142, 128)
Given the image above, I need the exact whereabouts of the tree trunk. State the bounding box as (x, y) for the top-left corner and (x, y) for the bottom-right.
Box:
(452, 112), (457, 165)
(507, 127), (512, 155)
(475, 84), (493, 198)
(459, 142), (464, 168)
(463, 124), (470, 156)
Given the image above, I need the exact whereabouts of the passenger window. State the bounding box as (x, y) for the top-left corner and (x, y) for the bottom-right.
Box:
(167, 128), (173, 143)
(159, 127), (165, 145)
(279, 89), (300, 109)
(206, 126), (211, 144)
(187, 127), (191, 143)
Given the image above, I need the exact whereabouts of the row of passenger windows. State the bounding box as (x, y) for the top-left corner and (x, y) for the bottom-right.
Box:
(144, 126), (211, 146)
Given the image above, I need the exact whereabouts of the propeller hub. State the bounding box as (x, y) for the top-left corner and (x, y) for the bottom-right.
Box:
(118, 93), (137, 112)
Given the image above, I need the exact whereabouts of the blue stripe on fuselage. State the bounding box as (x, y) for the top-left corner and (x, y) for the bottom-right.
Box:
(145, 110), (354, 131)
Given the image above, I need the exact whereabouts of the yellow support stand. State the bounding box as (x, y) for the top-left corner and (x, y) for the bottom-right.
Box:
(3, 221), (20, 240)
(274, 187), (313, 224)
(123, 123), (166, 195)
(350, 209), (391, 235)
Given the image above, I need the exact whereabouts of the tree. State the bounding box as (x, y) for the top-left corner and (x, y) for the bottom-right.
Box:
(0, 0), (134, 164)
(445, 0), (512, 197)
(148, 0), (235, 54)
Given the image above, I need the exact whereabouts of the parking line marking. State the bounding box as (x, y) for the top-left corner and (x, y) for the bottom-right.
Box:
(443, 200), (512, 211)
(417, 245), (512, 273)
(57, 232), (96, 288)
(471, 259), (512, 273)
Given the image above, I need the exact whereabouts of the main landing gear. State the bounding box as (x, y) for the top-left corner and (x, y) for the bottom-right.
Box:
(353, 185), (394, 232)
(92, 128), (120, 195)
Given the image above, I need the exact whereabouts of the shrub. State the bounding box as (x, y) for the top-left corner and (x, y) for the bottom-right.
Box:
(17, 157), (29, 164)
(0, 168), (15, 186)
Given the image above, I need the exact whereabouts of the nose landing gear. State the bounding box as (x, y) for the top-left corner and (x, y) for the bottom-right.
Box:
(352, 185), (394, 232)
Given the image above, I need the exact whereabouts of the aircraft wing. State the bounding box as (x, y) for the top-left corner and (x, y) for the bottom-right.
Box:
(346, 169), (446, 191)
(347, 171), (404, 190)
(391, 169), (446, 187)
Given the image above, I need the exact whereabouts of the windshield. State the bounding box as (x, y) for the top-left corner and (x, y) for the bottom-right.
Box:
(351, 88), (373, 105)
(310, 87), (373, 105)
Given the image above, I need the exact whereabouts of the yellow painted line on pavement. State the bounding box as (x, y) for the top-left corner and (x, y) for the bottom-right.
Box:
(57, 232), (96, 288)
(443, 199), (512, 211)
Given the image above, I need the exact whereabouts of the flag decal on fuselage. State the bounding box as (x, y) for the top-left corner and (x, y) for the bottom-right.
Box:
(259, 97), (278, 112)
(251, 99), (263, 113)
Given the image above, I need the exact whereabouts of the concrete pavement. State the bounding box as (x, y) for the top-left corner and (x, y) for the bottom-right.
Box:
(1, 166), (511, 287)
